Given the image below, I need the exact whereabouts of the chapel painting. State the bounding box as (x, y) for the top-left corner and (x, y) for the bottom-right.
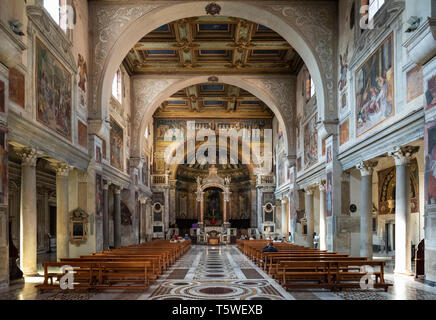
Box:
(36, 39), (72, 140)
(0, 127), (7, 206)
(355, 33), (394, 136)
(378, 160), (419, 214)
(303, 113), (318, 169)
(406, 66), (423, 103)
(426, 121), (436, 205)
(110, 118), (123, 171)
(426, 75), (436, 110)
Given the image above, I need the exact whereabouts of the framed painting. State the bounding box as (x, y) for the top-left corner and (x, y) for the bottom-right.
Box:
(36, 38), (72, 140)
(355, 33), (394, 137)
(426, 75), (436, 110)
(78, 120), (87, 148)
(406, 66), (423, 103)
(339, 118), (350, 146)
(9, 68), (25, 108)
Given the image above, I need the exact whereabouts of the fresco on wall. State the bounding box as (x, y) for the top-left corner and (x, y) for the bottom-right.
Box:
(95, 174), (103, 217)
(425, 121), (436, 205)
(110, 119), (123, 171)
(355, 34), (394, 136)
(78, 120), (87, 148)
(326, 171), (333, 217)
(406, 66), (423, 103)
(304, 113), (318, 169)
(326, 146), (332, 164)
(155, 118), (272, 141)
(36, 39), (72, 140)
(297, 157), (302, 172)
(9, 68), (25, 108)
(426, 75), (436, 110)
(378, 160), (419, 214)
(0, 80), (5, 113)
(338, 45), (349, 91)
(339, 119), (349, 146)
(77, 54), (87, 108)
(0, 127), (7, 205)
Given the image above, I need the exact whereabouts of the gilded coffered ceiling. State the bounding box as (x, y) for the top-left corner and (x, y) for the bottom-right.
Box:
(123, 16), (303, 75)
(153, 83), (273, 118)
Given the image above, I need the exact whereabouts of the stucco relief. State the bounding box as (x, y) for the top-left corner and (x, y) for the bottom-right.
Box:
(131, 78), (178, 153)
(244, 77), (296, 151)
(268, 3), (336, 115)
(90, 4), (160, 115)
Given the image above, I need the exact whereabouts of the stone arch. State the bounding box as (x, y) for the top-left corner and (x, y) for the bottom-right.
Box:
(133, 75), (292, 162)
(90, 0), (336, 155)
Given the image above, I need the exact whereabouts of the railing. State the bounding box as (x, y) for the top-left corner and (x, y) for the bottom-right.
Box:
(152, 174), (169, 186)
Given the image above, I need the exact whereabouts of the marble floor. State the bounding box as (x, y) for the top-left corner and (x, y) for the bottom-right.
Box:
(1, 245), (436, 300)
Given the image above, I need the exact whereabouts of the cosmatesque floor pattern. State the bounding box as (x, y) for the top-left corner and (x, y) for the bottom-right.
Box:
(1, 245), (436, 300)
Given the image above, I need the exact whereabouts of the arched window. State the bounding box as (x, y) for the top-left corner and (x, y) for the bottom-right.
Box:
(305, 70), (315, 102)
(112, 69), (122, 103)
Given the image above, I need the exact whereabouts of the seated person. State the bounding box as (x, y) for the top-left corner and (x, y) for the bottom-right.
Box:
(184, 234), (190, 240)
(262, 243), (278, 263)
(262, 242), (278, 252)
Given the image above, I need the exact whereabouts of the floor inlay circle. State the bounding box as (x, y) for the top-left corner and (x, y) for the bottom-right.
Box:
(198, 287), (235, 295)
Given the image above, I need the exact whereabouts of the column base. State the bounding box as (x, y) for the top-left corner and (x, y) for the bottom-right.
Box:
(394, 269), (413, 277)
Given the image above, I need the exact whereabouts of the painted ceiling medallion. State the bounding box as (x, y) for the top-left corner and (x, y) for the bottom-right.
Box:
(208, 76), (219, 82)
(205, 3), (221, 16)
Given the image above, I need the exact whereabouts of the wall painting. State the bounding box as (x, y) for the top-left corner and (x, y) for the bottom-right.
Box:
(303, 113), (318, 169)
(36, 39), (72, 140)
(355, 33), (394, 136)
(9, 68), (25, 108)
(406, 65), (423, 103)
(339, 118), (350, 146)
(110, 118), (123, 171)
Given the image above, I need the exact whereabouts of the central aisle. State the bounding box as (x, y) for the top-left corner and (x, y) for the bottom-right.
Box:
(139, 245), (294, 300)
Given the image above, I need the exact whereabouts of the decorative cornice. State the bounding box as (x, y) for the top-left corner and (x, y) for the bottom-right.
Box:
(26, 5), (76, 71)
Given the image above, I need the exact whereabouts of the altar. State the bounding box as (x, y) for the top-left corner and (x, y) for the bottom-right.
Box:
(195, 166), (232, 244)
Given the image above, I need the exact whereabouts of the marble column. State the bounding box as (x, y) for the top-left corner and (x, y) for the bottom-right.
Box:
(305, 187), (315, 248)
(54, 163), (70, 261)
(389, 146), (419, 275)
(146, 198), (153, 241)
(169, 180), (177, 226)
(356, 160), (378, 258)
(103, 181), (111, 250)
(19, 148), (38, 276)
(113, 186), (121, 249)
(281, 199), (287, 237)
(318, 180), (327, 251)
(250, 182), (257, 228)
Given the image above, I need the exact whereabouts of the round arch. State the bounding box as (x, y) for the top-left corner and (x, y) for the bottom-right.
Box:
(135, 75), (289, 160)
(95, 1), (329, 155)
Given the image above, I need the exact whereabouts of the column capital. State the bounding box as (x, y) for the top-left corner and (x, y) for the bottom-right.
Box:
(388, 146), (420, 166)
(305, 186), (316, 195)
(341, 172), (350, 183)
(53, 162), (70, 177)
(18, 147), (38, 167)
(139, 196), (149, 204)
(318, 180), (326, 192)
(103, 181), (111, 190)
(113, 186), (122, 195)
(356, 160), (378, 176)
